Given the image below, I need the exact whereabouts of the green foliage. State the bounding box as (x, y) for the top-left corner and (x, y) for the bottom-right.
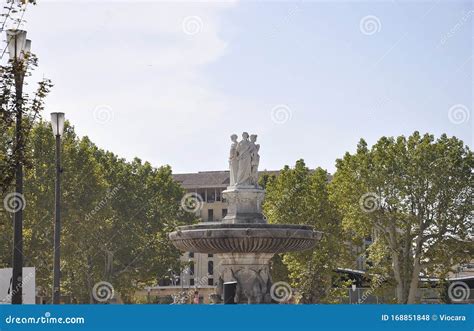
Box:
(0, 51), (53, 193)
(329, 132), (473, 303)
(263, 160), (350, 303)
(0, 121), (193, 303)
(269, 254), (289, 284)
(258, 172), (275, 189)
(156, 295), (174, 304)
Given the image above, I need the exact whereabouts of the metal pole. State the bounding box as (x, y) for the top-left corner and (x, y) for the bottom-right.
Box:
(11, 36), (24, 305)
(52, 134), (61, 304)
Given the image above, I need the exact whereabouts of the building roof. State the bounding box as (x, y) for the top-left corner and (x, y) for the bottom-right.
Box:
(172, 170), (280, 189)
(173, 171), (230, 189)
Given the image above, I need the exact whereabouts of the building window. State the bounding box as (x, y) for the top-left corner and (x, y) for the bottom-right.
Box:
(196, 189), (206, 202)
(189, 252), (194, 258)
(208, 254), (213, 258)
(190, 278), (194, 286)
(216, 189), (221, 202)
(208, 261), (214, 275)
(208, 278), (214, 286)
(190, 263), (195, 275)
(208, 189), (216, 203)
(208, 209), (214, 222)
(222, 209), (227, 218)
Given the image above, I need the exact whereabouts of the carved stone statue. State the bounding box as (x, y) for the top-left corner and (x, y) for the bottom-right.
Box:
(250, 134), (260, 186)
(216, 276), (224, 299)
(228, 267), (272, 304)
(236, 132), (253, 186)
(229, 134), (239, 186)
(228, 132), (261, 188)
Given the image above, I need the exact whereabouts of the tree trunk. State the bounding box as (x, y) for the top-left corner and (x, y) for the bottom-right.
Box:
(407, 257), (421, 303)
(86, 256), (94, 304)
(392, 251), (405, 303)
(407, 233), (423, 303)
(388, 224), (406, 303)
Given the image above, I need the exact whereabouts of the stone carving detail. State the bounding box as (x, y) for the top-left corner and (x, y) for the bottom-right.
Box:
(250, 134), (260, 186)
(229, 134), (238, 186)
(226, 267), (272, 304)
(229, 132), (260, 187)
(216, 276), (224, 298)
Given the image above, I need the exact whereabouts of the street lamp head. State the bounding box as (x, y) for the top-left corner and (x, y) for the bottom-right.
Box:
(6, 29), (27, 61)
(21, 39), (32, 60)
(50, 112), (65, 137)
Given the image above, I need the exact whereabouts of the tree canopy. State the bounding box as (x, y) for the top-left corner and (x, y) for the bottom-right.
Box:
(329, 132), (473, 303)
(0, 121), (194, 303)
(263, 160), (351, 303)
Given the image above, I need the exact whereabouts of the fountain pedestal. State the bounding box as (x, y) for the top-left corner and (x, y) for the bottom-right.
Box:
(216, 253), (273, 303)
(169, 194), (322, 303)
(222, 186), (265, 224)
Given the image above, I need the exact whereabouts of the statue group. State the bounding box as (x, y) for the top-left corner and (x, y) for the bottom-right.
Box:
(229, 132), (260, 187)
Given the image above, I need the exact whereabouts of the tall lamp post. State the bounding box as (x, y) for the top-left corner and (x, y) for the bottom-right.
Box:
(50, 112), (65, 304)
(6, 29), (31, 305)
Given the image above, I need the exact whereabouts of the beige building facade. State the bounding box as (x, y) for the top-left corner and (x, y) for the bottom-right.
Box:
(173, 170), (230, 298)
(142, 171), (232, 303)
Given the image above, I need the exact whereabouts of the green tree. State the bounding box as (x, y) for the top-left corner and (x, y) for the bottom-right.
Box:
(329, 132), (473, 303)
(0, 41), (52, 193)
(263, 160), (349, 303)
(1, 121), (194, 303)
(21, 121), (56, 299)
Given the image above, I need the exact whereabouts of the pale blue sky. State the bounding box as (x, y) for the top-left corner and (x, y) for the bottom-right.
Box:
(17, 0), (473, 173)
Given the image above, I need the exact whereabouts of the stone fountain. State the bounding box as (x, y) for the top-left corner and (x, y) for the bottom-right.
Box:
(169, 132), (322, 303)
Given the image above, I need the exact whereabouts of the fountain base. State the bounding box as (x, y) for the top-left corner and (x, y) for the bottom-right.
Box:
(216, 253), (274, 304)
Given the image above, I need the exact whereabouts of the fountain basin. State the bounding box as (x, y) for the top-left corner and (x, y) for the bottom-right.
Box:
(169, 223), (322, 254)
